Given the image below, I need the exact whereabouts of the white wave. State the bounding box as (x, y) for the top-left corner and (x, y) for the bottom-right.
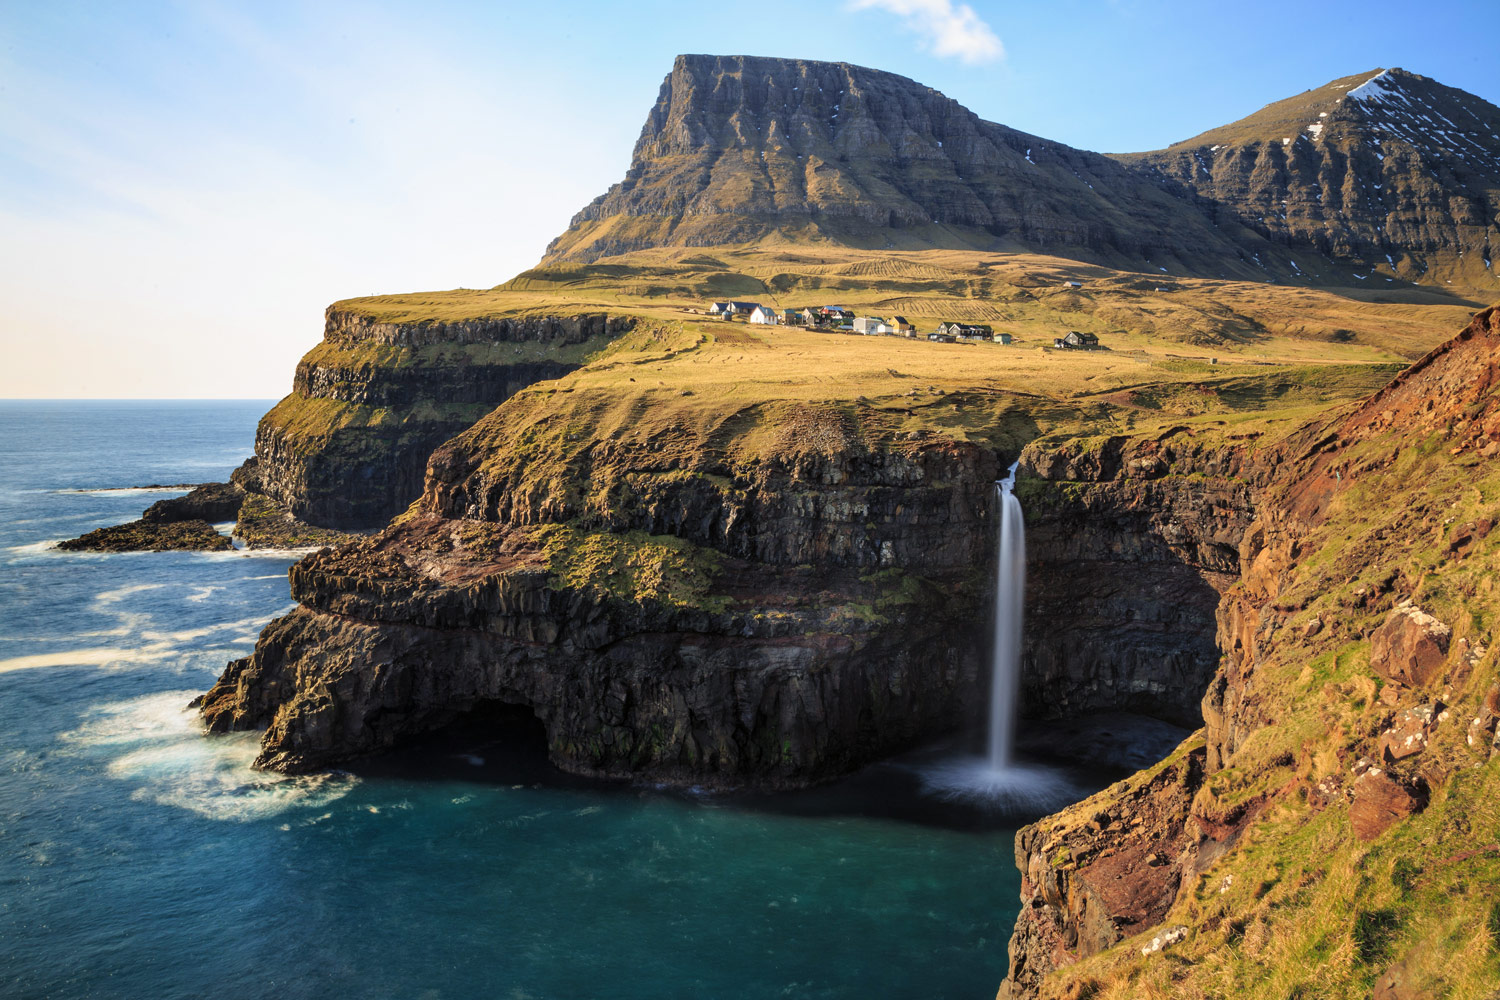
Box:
(0, 612), (272, 675)
(185, 585), (224, 603)
(0, 646), (173, 674)
(59, 487), (194, 497)
(61, 691), (358, 822)
(199, 546), (323, 561)
(4, 539), (63, 556)
(95, 583), (166, 604)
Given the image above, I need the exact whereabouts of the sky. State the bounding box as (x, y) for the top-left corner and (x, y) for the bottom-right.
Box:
(3, 0), (1498, 398)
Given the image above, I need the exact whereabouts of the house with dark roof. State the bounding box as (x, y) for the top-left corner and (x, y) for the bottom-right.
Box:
(891, 316), (915, 335)
(1064, 330), (1099, 348)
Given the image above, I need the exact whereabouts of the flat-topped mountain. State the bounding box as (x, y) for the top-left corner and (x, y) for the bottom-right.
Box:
(543, 54), (1326, 281)
(545, 56), (1500, 295)
(1117, 68), (1500, 289)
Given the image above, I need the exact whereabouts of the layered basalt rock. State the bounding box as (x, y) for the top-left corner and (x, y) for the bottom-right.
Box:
(199, 399), (1002, 786)
(1017, 432), (1260, 726)
(252, 308), (631, 530)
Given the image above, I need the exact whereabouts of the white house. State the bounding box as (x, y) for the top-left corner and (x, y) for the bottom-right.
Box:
(748, 306), (780, 325)
(1062, 280), (1083, 289)
(853, 316), (892, 335)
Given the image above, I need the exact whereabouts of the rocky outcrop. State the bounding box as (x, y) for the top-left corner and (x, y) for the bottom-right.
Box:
(1370, 601), (1453, 687)
(141, 480), (245, 524)
(543, 55), (1330, 281)
(252, 308), (632, 529)
(999, 739), (1209, 999)
(58, 518), (232, 552)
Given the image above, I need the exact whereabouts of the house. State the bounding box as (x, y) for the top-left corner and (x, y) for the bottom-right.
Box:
(993, 332), (1013, 345)
(935, 321), (960, 337)
(1062, 280), (1083, 289)
(707, 302), (729, 316)
(891, 316), (915, 335)
(853, 316), (893, 335)
(782, 309), (801, 326)
(748, 305), (780, 325)
(954, 324), (993, 340)
(800, 307), (821, 327)
(1055, 330), (1101, 349)
(724, 302), (763, 319)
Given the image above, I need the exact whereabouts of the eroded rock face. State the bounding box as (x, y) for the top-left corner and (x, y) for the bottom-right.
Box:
(200, 413), (998, 786)
(999, 742), (1208, 999)
(253, 310), (632, 529)
(1019, 433), (1258, 725)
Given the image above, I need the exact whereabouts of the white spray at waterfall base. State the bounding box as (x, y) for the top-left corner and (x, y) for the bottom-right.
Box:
(918, 462), (1079, 812)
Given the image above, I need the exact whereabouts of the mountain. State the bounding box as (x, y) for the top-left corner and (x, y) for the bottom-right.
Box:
(542, 54), (1330, 282)
(1117, 68), (1500, 291)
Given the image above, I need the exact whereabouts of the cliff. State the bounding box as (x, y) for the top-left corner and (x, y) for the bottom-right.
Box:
(1118, 69), (1500, 293)
(199, 379), (1008, 784)
(998, 305), (1500, 999)
(252, 304), (630, 529)
(542, 54), (1331, 282)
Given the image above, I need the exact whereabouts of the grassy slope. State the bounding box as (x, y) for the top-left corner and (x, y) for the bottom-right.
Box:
(1027, 369), (1500, 998)
(337, 247), (1475, 363)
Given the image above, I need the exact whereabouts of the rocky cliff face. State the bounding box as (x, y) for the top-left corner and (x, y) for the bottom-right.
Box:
(998, 306), (1500, 999)
(1118, 69), (1500, 292)
(1017, 431), (1260, 726)
(200, 390), (1007, 786)
(253, 308), (629, 529)
(543, 54), (1327, 281)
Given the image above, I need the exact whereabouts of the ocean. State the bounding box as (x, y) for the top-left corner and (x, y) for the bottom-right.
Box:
(0, 401), (1037, 1000)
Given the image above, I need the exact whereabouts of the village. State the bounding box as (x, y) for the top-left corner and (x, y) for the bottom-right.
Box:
(703, 297), (1103, 350)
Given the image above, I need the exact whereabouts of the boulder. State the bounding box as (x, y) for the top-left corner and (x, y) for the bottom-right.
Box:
(1369, 602), (1451, 687)
(1350, 767), (1428, 841)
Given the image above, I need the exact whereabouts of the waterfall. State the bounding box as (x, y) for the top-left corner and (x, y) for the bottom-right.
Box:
(988, 462), (1026, 770)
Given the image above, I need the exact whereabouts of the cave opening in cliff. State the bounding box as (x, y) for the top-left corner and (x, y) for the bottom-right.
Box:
(355, 700), (556, 784)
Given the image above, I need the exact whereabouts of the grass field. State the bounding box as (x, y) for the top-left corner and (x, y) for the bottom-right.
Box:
(337, 246), (1482, 366)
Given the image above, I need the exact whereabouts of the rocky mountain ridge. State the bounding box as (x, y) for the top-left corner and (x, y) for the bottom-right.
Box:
(543, 54), (1333, 282)
(1119, 68), (1500, 291)
(545, 55), (1499, 296)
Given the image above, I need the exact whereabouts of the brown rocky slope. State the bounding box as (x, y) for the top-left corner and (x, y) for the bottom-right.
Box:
(998, 305), (1500, 999)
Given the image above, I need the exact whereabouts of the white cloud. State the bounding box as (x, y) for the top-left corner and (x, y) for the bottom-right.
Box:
(850, 0), (1004, 64)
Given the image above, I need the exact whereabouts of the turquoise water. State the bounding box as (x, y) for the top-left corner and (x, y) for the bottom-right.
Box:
(0, 401), (1037, 999)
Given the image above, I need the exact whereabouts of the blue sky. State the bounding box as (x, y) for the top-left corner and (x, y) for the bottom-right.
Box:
(3, 0), (1497, 397)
